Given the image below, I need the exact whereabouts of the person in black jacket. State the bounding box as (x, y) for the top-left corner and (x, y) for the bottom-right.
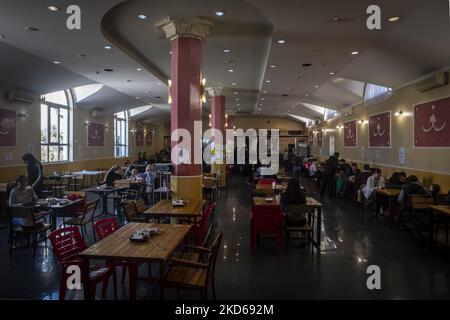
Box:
(398, 175), (429, 206)
(386, 172), (407, 189)
(104, 165), (123, 187)
(320, 152), (339, 197)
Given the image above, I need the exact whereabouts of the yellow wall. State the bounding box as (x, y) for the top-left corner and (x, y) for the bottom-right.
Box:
(309, 75), (450, 191)
(0, 87), (169, 182)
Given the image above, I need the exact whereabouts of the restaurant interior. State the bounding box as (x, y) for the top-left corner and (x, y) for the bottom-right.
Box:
(1, 0), (450, 302)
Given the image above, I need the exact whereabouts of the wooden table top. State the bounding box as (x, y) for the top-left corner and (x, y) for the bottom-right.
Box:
(253, 197), (281, 206)
(375, 188), (401, 197)
(252, 196), (322, 208)
(429, 205), (450, 217)
(144, 199), (206, 217)
(80, 223), (191, 262)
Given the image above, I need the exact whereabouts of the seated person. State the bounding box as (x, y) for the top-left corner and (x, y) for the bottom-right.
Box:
(359, 164), (372, 185)
(343, 163), (361, 199)
(338, 159), (352, 176)
(104, 165), (123, 187)
(9, 175), (38, 227)
(362, 168), (385, 200)
(282, 178), (307, 225)
(398, 175), (430, 207)
(129, 168), (143, 182)
(386, 172), (407, 189)
(429, 184), (441, 204)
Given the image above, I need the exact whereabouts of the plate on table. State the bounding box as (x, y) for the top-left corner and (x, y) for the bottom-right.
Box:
(265, 197), (274, 202)
(172, 200), (187, 207)
(129, 234), (149, 243)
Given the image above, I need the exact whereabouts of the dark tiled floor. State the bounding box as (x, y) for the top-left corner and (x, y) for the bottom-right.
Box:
(1, 177), (450, 299)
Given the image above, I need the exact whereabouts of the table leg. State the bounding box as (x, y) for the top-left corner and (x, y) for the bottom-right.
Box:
(102, 194), (108, 215)
(128, 262), (138, 300)
(316, 207), (322, 253)
(388, 196), (395, 227)
(159, 261), (165, 300)
(430, 211), (435, 249)
(82, 257), (93, 300)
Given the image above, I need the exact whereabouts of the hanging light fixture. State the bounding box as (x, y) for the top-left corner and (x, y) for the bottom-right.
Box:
(201, 78), (207, 103)
(168, 79), (172, 104)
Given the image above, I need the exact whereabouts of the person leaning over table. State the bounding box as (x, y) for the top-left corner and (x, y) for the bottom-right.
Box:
(22, 153), (44, 197)
(398, 175), (430, 207)
(103, 165), (123, 187)
(386, 172), (407, 190)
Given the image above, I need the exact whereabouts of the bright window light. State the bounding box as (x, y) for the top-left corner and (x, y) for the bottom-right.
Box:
(301, 102), (325, 115)
(129, 105), (153, 117)
(73, 84), (104, 103)
(44, 90), (68, 106)
(288, 114), (312, 124)
(364, 83), (391, 105)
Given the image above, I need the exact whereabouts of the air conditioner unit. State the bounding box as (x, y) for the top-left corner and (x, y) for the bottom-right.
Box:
(415, 72), (448, 92)
(90, 108), (104, 119)
(7, 90), (36, 104)
(341, 106), (354, 117)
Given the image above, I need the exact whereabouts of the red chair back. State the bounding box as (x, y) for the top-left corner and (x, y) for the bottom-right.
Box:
(196, 202), (216, 245)
(251, 205), (283, 232)
(48, 227), (87, 264)
(94, 218), (118, 240)
(258, 178), (276, 185)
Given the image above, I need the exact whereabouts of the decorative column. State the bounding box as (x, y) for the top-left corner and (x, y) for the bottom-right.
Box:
(156, 16), (214, 200)
(206, 87), (227, 187)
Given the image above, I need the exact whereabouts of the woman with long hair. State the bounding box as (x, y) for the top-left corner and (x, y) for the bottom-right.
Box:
(22, 153), (44, 197)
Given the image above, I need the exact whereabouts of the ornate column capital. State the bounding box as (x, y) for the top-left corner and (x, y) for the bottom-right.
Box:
(206, 87), (228, 97)
(156, 16), (215, 42)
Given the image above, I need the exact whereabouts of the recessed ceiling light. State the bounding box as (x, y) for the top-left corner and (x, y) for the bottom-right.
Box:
(25, 27), (39, 32)
(0, 34), (4, 39)
(104, 44), (112, 50)
(138, 14), (149, 20)
(215, 11), (225, 16)
(329, 72), (335, 75)
(263, 90), (267, 94)
(118, 88), (123, 91)
(261, 98), (265, 101)
(169, 51), (172, 55)
(234, 92), (238, 95)
(228, 69), (234, 73)
(314, 85), (319, 88)
(388, 16), (400, 22)
(77, 53), (86, 58)
(48, 5), (60, 12)
(270, 64), (278, 68)
(305, 94), (310, 97)
(277, 39), (286, 44)
(53, 61), (60, 64)
(224, 49), (231, 53)
(351, 51), (359, 55)
(237, 104), (240, 107)
(232, 82), (236, 86)
(236, 98), (239, 101)
(265, 80), (271, 83)
(137, 67), (142, 71)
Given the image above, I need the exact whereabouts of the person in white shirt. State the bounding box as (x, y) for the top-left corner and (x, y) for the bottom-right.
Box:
(363, 168), (385, 200)
(309, 160), (318, 177)
(9, 175), (38, 227)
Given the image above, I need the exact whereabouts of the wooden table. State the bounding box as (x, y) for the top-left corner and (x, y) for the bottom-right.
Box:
(72, 170), (106, 188)
(429, 205), (450, 248)
(374, 188), (401, 226)
(80, 222), (192, 300)
(144, 199), (206, 219)
(83, 186), (125, 215)
(251, 196), (323, 252)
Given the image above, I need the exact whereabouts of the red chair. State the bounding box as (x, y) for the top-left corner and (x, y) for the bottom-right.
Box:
(258, 178), (276, 185)
(182, 202), (216, 246)
(49, 227), (117, 300)
(94, 218), (129, 284)
(251, 205), (284, 253)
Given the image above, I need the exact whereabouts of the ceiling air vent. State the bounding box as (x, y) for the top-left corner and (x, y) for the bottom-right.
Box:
(415, 72), (448, 92)
(7, 90), (36, 104)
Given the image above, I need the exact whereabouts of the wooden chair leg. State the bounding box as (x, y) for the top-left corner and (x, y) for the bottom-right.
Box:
(211, 279), (217, 300)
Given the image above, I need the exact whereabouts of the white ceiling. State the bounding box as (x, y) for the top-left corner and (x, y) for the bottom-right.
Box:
(0, 0), (449, 125)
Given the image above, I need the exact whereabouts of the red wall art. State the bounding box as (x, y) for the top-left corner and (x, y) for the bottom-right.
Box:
(0, 108), (16, 147)
(87, 122), (105, 147)
(316, 129), (323, 147)
(145, 130), (153, 147)
(135, 129), (144, 147)
(369, 112), (391, 148)
(414, 96), (450, 147)
(344, 120), (357, 147)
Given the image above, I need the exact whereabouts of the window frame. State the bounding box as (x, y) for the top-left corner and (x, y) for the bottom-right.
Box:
(40, 90), (72, 163)
(114, 111), (129, 158)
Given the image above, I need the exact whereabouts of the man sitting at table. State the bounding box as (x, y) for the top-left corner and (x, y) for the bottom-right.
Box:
(362, 168), (385, 200)
(398, 175), (430, 207)
(343, 163), (361, 200)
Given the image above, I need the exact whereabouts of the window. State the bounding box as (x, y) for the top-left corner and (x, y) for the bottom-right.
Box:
(364, 83), (391, 105)
(41, 90), (72, 163)
(72, 84), (104, 103)
(114, 111), (129, 158)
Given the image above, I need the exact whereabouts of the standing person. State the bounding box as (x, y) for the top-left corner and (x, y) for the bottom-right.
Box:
(320, 152), (339, 197)
(292, 157), (302, 184)
(103, 165), (123, 187)
(283, 150), (289, 170)
(22, 153), (44, 198)
(143, 164), (155, 204)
